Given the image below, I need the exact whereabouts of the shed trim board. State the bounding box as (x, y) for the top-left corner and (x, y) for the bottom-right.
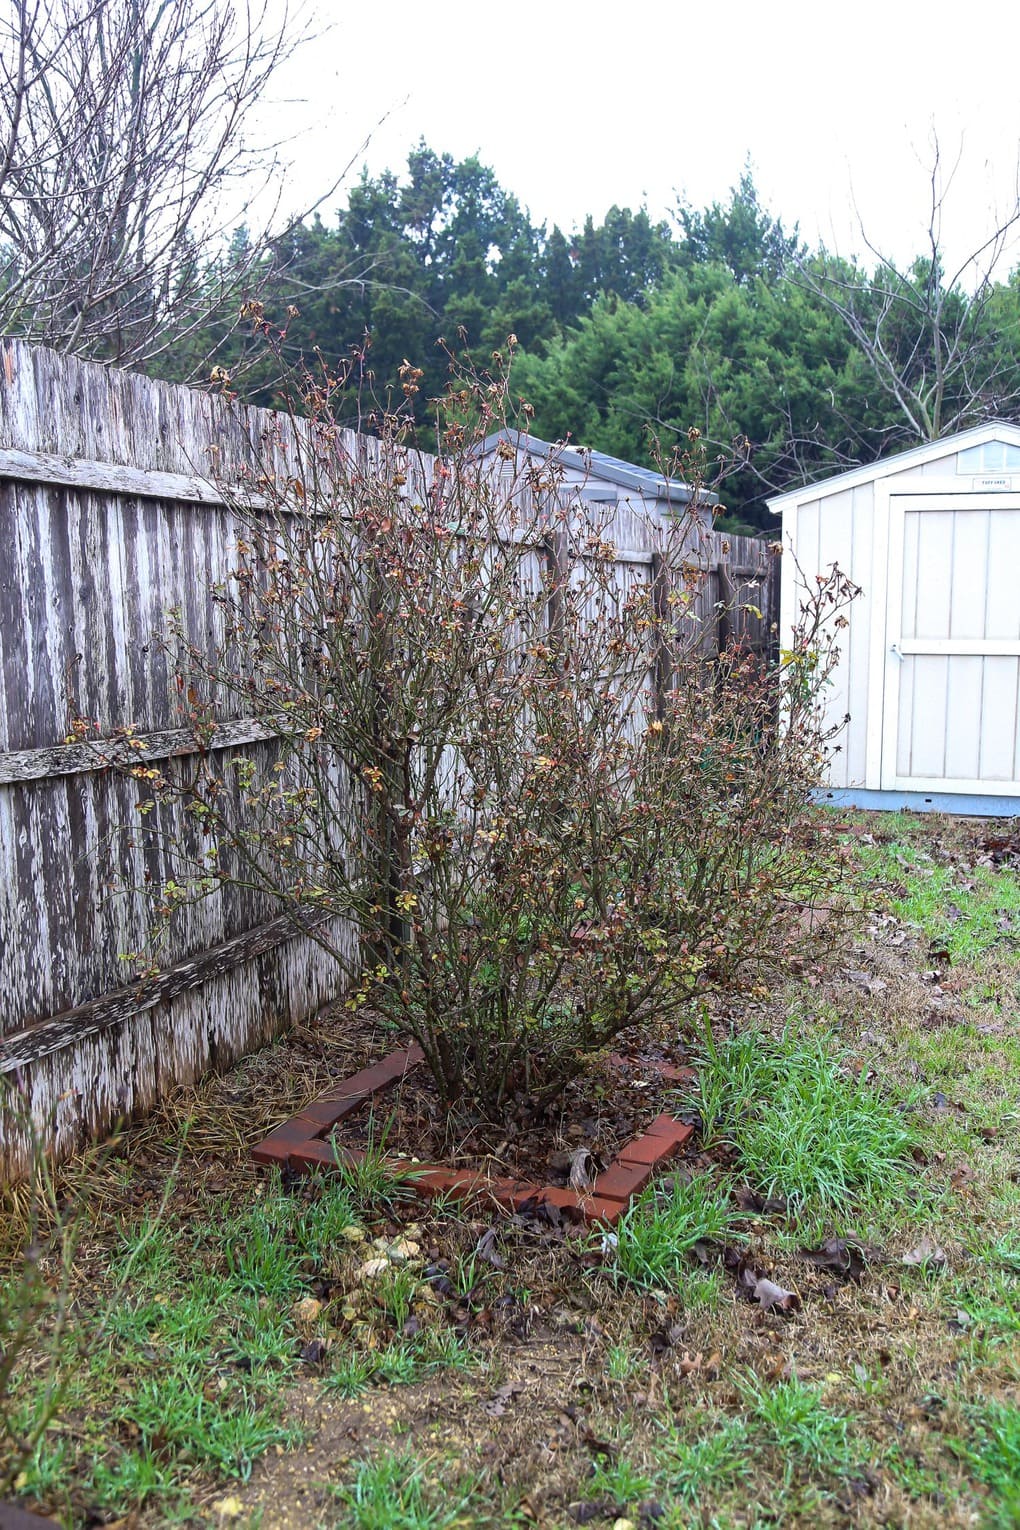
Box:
(770, 429), (1020, 817)
(768, 420), (1020, 510)
(816, 788), (1020, 816)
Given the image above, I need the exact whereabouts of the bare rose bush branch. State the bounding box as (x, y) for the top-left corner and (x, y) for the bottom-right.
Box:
(111, 343), (857, 1119)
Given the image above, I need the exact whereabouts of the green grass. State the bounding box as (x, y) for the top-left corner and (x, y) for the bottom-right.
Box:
(603, 1341), (648, 1384)
(608, 1175), (742, 1295)
(654, 1413), (753, 1507)
(10, 812), (1020, 1529)
(698, 1024), (918, 1215)
(325, 1328), (475, 1398)
(855, 824), (1020, 964)
(880, 1441), (949, 1504)
(586, 1452), (656, 1510)
(651, 1380), (857, 1520)
(738, 1375), (856, 1485)
(327, 1451), (486, 1529)
(8, 1160), (487, 1520)
(328, 1108), (413, 1207)
(955, 1400), (1020, 1527)
(11, 1175), (362, 1514)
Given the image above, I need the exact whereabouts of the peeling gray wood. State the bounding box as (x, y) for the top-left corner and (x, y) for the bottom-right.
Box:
(0, 716), (276, 784)
(0, 918), (349, 1177)
(0, 446), (229, 506)
(0, 909), (334, 1075)
(0, 340), (352, 1175)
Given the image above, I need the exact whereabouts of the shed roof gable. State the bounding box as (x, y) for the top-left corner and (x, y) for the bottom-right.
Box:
(478, 430), (718, 506)
(767, 420), (1020, 514)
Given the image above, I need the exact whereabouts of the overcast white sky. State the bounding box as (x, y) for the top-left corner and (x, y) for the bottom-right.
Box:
(264, 0), (1020, 279)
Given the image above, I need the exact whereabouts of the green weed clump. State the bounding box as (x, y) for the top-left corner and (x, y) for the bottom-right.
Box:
(329, 1451), (482, 1529)
(11, 1177), (365, 1517)
(698, 1025), (918, 1213)
(956, 1400), (1020, 1527)
(610, 1175), (741, 1295)
(654, 1414), (753, 1506)
(738, 1375), (856, 1484)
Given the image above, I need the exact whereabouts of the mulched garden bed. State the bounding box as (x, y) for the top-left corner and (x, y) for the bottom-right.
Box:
(252, 1042), (698, 1226)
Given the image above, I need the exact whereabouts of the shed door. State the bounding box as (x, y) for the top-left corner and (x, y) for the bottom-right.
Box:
(881, 493), (1020, 793)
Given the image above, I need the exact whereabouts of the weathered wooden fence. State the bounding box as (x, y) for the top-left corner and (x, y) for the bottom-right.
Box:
(0, 339), (777, 1174)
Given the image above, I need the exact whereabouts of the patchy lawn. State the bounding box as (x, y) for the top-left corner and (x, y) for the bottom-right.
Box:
(4, 811), (1019, 1528)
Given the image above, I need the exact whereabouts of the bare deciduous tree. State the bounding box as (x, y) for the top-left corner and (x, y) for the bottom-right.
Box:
(798, 137), (1020, 444)
(0, 0), (348, 367)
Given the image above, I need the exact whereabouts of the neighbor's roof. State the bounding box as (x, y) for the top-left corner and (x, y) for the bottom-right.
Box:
(479, 430), (717, 507)
(767, 419), (1020, 513)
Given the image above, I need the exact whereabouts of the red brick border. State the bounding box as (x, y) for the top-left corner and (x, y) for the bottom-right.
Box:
(252, 1047), (693, 1226)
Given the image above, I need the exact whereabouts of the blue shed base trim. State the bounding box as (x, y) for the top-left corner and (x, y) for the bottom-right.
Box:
(815, 788), (1020, 818)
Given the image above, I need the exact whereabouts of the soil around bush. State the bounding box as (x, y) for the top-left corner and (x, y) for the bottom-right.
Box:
(252, 1043), (698, 1225)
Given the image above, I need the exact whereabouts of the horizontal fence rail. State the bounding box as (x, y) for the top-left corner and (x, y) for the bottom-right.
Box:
(0, 338), (778, 1174)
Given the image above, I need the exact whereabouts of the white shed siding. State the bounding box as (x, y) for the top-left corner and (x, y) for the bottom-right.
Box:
(844, 484), (876, 785)
(782, 484), (877, 789)
(770, 423), (1020, 807)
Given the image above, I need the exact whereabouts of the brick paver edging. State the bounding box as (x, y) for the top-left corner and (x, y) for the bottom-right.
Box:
(251, 1046), (694, 1226)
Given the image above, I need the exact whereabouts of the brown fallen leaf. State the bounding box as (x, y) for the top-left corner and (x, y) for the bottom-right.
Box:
(735, 1184), (788, 1216)
(902, 1237), (947, 1270)
(801, 1237), (867, 1283)
(566, 1503), (612, 1525)
(649, 1322), (685, 1356)
(582, 1427), (617, 1459)
(474, 1227), (506, 1270)
(753, 1276), (801, 1313)
(484, 1381), (525, 1417)
(569, 1146), (597, 1192)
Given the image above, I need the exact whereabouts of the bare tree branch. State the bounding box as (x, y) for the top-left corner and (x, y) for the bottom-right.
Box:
(796, 133), (1020, 445)
(0, 0), (364, 367)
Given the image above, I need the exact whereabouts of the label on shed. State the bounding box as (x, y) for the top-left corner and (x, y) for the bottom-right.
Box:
(973, 475), (1014, 490)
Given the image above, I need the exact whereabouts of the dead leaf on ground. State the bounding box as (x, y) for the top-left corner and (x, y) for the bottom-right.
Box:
(734, 1185), (788, 1216)
(483, 1381), (525, 1417)
(581, 1426), (617, 1459)
(801, 1237), (867, 1283)
(901, 1236), (948, 1270)
(568, 1146), (598, 1192)
(753, 1277), (802, 1314)
(567, 1501), (614, 1524)
(649, 1322), (685, 1357)
(674, 1349), (722, 1377)
(932, 1091), (967, 1114)
(474, 1227), (506, 1270)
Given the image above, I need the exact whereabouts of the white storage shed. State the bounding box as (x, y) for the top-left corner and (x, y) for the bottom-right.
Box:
(769, 422), (1020, 815)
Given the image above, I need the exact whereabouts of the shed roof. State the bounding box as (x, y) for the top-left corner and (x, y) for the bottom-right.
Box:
(767, 420), (1020, 513)
(478, 430), (717, 506)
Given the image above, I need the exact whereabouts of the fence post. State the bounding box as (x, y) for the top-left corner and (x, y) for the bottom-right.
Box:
(650, 550), (672, 720)
(716, 556), (735, 660)
(766, 544), (782, 665)
(543, 514), (569, 668)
